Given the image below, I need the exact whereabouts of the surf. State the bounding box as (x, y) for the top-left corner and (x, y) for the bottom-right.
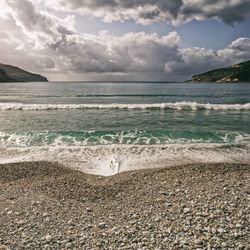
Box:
(1, 130), (250, 147)
(0, 102), (250, 111)
(0, 143), (249, 176)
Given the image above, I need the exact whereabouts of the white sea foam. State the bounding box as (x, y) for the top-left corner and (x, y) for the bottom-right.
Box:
(0, 102), (250, 111)
(1, 131), (250, 147)
(0, 144), (249, 176)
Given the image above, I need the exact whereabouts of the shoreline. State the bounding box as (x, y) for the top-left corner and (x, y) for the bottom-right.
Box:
(1, 143), (249, 176)
(0, 161), (249, 249)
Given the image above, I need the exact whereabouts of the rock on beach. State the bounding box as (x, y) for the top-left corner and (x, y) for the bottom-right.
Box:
(0, 162), (249, 249)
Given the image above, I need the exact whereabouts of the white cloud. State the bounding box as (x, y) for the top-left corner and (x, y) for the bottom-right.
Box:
(51, 31), (182, 74)
(217, 37), (250, 63)
(1, 0), (250, 81)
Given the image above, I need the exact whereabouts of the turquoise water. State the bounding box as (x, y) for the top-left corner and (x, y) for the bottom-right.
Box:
(0, 82), (249, 175)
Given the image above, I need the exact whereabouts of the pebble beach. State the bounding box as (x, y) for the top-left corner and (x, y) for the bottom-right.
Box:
(0, 162), (249, 249)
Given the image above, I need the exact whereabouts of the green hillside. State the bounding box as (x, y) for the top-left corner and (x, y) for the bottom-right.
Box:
(0, 63), (48, 82)
(189, 60), (250, 82)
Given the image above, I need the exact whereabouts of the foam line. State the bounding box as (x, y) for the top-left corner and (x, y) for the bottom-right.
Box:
(0, 144), (249, 176)
(1, 131), (250, 147)
(0, 102), (250, 111)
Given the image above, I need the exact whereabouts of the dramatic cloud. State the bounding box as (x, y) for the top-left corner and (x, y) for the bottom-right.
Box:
(47, 0), (250, 25)
(170, 38), (250, 79)
(182, 0), (250, 25)
(6, 0), (75, 47)
(1, 0), (250, 81)
(50, 31), (182, 74)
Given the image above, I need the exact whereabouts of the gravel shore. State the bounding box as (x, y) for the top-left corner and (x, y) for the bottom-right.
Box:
(0, 162), (249, 249)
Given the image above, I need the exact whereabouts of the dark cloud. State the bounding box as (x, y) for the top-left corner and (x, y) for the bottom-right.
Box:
(2, 0), (250, 81)
(182, 0), (250, 25)
(52, 0), (250, 25)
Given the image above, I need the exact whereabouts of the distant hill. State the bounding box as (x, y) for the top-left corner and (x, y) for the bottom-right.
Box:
(0, 63), (48, 82)
(189, 60), (250, 83)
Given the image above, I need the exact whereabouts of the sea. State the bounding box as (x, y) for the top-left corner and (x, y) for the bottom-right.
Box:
(0, 82), (249, 176)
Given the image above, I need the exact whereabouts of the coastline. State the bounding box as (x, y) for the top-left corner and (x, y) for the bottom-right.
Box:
(0, 162), (249, 249)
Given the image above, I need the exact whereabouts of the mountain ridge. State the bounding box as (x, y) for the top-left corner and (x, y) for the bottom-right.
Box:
(189, 60), (250, 83)
(0, 63), (48, 82)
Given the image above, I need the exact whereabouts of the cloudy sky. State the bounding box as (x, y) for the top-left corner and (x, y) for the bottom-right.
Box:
(1, 0), (250, 81)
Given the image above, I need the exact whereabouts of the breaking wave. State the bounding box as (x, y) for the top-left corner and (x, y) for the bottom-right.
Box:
(0, 130), (249, 176)
(0, 102), (250, 111)
(1, 130), (250, 147)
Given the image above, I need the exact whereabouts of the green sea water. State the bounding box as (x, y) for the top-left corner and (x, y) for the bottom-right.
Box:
(0, 82), (249, 175)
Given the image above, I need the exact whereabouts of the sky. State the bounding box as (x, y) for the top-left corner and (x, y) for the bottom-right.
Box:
(0, 0), (250, 81)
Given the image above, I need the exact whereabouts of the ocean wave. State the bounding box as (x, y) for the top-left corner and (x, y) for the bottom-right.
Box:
(1, 130), (250, 147)
(0, 93), (248, 99)
(0, 102), (250, 111)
